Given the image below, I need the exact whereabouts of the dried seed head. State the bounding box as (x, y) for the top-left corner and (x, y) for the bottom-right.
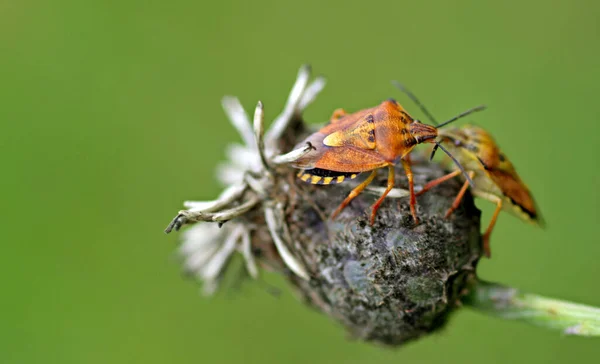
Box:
(167, 65), (483, 347)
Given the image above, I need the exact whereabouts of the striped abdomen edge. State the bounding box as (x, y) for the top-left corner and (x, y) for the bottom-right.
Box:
(297, 168), (360, 185)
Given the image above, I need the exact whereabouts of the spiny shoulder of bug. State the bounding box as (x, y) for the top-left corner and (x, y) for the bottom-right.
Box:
(370, 99), (440, 144)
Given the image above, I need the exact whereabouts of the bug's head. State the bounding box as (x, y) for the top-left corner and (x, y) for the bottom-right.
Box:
(409, 121), (438, 144)
(437, 127), (468, 148)
(437, 126), (492, 162)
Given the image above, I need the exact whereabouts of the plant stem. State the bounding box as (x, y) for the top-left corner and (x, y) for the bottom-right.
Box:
(463, 279), (600, 337)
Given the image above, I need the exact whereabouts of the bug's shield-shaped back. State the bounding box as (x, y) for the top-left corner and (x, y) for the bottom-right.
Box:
(290, 129), (388, 173)
(322, 115), (376, 150)
(291, 106), (389, 174)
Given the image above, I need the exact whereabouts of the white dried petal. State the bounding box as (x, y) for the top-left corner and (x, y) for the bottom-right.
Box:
(179, 223), (222, 255)
(265, 65), (311, 145)
(265, 206), (309, 280)
(183, 242), (221, 273)
(201, 280), (219, 296)
(216, 163), (246, 186)
(298, 76), (326, 111)
(239, 229), (258, 279)
(199, 225), (243, 281)
(225, 144), (261, 171)
(221, 96), (255, 148)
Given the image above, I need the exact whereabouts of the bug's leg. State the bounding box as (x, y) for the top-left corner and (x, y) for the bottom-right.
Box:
(331, 170), (378, 220)
(468, 190), (503, 258)
(444, 180), (470, 218)
(369, 165), (395, 225)
(481, 195), (503, 258)
(330, 108), (347, 122)
(416, 170), (462, 196)
(401, 159), (418, 224)
(444, 172), (475, 218)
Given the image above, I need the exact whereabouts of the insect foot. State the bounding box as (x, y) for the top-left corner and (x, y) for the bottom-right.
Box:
(165, 66), (485, 346)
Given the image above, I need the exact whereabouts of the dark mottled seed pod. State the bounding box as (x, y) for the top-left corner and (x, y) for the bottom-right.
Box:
(250, 151), (483, 346)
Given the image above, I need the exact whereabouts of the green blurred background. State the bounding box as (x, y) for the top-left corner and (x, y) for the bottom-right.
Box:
(2, 0), (599, 363)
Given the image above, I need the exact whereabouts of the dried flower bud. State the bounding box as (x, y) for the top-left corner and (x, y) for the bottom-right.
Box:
(167, 65), (484, 347)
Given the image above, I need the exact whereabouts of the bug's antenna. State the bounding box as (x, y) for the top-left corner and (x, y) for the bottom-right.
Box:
(435, 142), (474, 187)
(436, 105), (486, 129)
(429, 144), (439, 161)
(392, 81), (438, 125)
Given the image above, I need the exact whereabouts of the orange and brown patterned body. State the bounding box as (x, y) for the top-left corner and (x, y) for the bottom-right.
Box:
(290, 99), (438, 224)
(418, 125), (543, 257)
(293, 100), (435, 175)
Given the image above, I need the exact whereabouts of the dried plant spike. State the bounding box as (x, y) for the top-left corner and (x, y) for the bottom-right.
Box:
(271, 142), (315, 165)
(298, 76), (327, 111)
(165, 196), (260, 233)
(264, 204), (310, 281)
(253, 100), (270, 172)
(239, 228), (259, 279)
(265, 64), (311, 144)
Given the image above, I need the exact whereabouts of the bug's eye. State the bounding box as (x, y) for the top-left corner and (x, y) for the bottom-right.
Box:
(466, 144), (480, 153)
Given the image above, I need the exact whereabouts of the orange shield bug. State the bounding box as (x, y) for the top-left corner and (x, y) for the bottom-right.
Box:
(289, 95), (485, 225)
(396, 86), (544, 257)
